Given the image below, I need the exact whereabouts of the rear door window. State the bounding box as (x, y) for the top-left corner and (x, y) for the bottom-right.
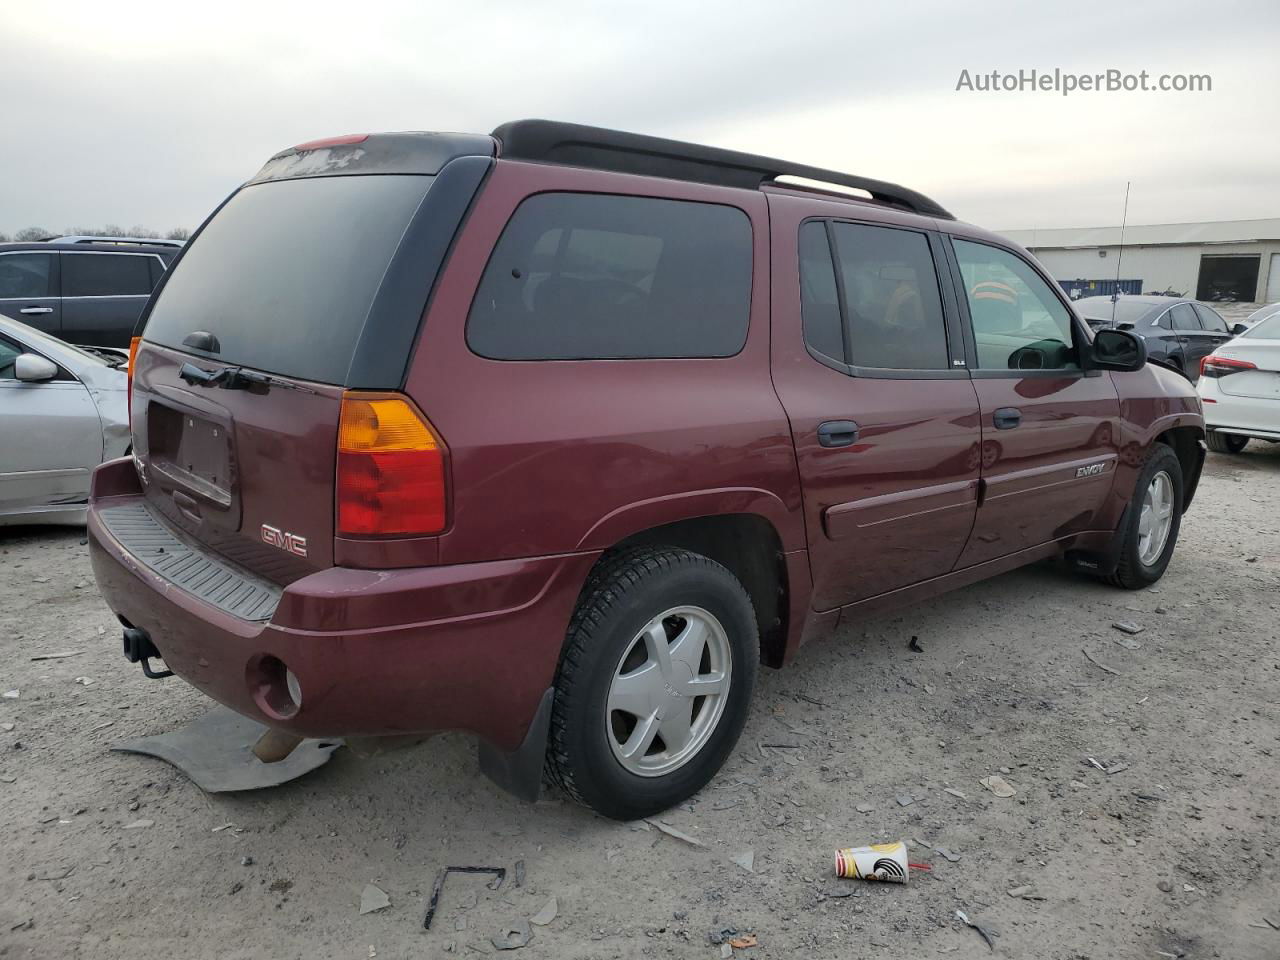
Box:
(828, 222), (949, 370)
(467, 192), (752, 360)
(143, 174), (435, 384)
(952, 239), (1078, 371)
(1193, 303), (1228, 332)
(0, 253), (54, 299)
(63, 253), (153, 297)
(1169, 303), (1200, 330)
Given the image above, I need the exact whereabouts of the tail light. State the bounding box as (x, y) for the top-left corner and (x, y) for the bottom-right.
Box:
(126, 336), (141, 421)
(336, 392), (446, 536)
(1200, 354), (1256, 378)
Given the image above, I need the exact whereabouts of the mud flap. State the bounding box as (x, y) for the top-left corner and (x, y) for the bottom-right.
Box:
(1064, 499), (1134, 578)
(477, 687), (554, 803)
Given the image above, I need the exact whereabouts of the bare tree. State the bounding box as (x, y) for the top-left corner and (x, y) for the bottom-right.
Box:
(0, 232), (10, 243)
(14, 227), (51, 241)
(165, 227), (191, 241)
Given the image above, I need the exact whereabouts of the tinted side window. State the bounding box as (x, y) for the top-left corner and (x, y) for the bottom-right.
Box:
(1193, 303), (1228, 332)
(828, 222), (949, 370)
(798, 222), (844, 361)
(953, 239), (1078, 370)
(1156, 310), (1173, 330)
(467, 193), (751, 360)
(1169, 303), (1200, 330)
(0, 335), (22, 378)
(0, 254), (53, 299)
(63, 254), (153, 297)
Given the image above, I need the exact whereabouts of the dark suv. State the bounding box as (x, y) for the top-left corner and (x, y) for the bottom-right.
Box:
(0, 238), (178, 346)
(87, 121), (1206, 819)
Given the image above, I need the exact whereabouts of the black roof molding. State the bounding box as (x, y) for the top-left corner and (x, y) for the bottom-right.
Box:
(492, 119), (953, 220)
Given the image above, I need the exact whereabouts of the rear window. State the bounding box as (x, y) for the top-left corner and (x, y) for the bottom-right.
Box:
(466, 192), (751, 360)
(1243, 314), (1280, 339)
(63, 253), (154, 297)
(1074, 298), (1153, 324)
(144, 175), (433, 384)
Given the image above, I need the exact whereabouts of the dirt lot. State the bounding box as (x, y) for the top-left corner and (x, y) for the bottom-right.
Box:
(2, 445), (1277, 960)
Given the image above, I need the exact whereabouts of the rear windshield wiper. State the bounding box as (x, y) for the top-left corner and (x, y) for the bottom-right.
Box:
(178, 361), (315, 394)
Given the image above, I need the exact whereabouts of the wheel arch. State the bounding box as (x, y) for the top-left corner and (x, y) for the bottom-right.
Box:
(1153, 424), (1206, 511)
(592, 512), (793, 669)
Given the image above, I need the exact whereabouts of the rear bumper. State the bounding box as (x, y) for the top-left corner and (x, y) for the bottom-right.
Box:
(1199, 379), (1280, 439)
(87, 459), (599, 751)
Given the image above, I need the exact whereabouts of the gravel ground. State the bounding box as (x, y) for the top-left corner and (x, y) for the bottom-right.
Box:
(1, 443), (1277, 960)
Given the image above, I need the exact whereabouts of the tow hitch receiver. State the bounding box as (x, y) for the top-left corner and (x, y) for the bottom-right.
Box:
(122, 626), (173, 679)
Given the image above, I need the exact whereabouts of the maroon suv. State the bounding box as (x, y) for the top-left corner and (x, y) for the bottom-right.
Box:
(88, 121), (1205, 819)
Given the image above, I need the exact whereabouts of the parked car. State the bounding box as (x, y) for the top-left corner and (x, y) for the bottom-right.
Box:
(87, 121), (1205, 820)
(1241, 302), (1280, 331)
(1072, 295), (1245, 378)
(0, 312), (129, 525)
(1196, 312), (1280, 452)
(0, 239), (178, 347)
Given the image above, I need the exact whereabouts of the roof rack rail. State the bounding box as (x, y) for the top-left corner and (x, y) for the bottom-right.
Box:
(47, 235), (185, 247)
(491, 119), (953, 220)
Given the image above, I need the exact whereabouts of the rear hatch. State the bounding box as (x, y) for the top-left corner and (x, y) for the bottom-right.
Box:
(129, 133), (493, 585)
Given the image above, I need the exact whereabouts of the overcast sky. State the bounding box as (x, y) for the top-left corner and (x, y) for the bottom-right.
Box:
(3, 0), (1278, 235)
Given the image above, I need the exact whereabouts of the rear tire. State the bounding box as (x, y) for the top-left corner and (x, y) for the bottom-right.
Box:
(1106, 444), (1184, 590)
(1206, 431), (1248, 454)
(546, 546), (758, 820)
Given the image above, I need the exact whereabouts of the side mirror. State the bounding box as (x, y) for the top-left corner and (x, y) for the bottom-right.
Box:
(1091, 329), (1147, 372)
(1230, 322), (1249, 336)
(14, 353), (59, 382)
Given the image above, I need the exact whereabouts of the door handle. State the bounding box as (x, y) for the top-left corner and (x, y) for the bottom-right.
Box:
(817, 420), (859, 448)
(19, 307), (53, 315)
(993, 407), (1021, 430)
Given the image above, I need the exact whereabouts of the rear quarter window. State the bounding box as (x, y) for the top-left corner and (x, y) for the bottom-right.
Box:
(466, 192), (752, 360)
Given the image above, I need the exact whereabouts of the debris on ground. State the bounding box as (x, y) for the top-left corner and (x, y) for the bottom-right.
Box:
(1157, 880), (1173, 893)
(708, 927), (740, 945)
(1112, 634), (1142, 650)
(2, 690), (18, 699)
(1082, 648), (1120, 675)
(359, 883), (391, 915)
(730, 850), (755, 872)
(955, 908), (997, 951)
(73, 677), (95, 686)
(122, 819), (154, 829)
(933, 845), (961, 863)
(529, 897), (557, 926)
(943, 787), (967, 800)
(1006, 885), (1045, 900)
(854, 802), (875, 813)
(645, 819), (705, 847)
(728, 933), (758, 948)
(979, 775), (1016, 798)
(492, 918), (532, 950)
(895, 794), (915, 807)
(1112, 621), (1144, 635)
(30, 651), (82, 661)
(513, 859), (525, 888)
(422, 866), (506, 930)
(908, 635), (924, 653)
(834, 841), (909, 883)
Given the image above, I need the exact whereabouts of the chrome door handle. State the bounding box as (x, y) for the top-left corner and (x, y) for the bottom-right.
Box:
(19, 307), (53, 315)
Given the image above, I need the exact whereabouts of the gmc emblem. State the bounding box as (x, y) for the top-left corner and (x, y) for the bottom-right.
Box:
(1075, 462), (1106, 478)
(261, 524), (308, 557)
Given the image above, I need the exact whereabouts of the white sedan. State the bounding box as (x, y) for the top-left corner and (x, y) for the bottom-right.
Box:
(0, 312), (130, 525)
(1197, 312), (1280, 453)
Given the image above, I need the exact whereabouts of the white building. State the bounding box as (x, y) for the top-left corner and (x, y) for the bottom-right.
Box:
(1001, 218), (1280, 304)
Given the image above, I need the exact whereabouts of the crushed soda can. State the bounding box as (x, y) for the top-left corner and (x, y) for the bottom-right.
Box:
(834, 841), (910, 883)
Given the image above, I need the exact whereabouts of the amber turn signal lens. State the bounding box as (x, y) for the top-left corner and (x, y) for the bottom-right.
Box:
(336, 392), (446, 536)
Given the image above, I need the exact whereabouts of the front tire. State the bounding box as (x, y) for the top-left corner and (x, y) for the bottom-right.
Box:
(1206, 430), (1248, 454)
(1106, 444), (1184, 589)
(546, 547), (758, 820)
